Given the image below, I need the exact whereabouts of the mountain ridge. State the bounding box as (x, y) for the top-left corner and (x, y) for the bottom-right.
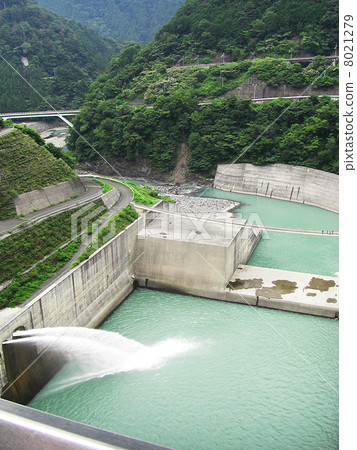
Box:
(0, 0), (121, 112)
(34, 0), (186, 43)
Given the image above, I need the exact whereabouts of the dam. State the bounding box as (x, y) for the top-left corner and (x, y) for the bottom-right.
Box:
(28, 289), (338, 449)
(0, 164), (338, 448)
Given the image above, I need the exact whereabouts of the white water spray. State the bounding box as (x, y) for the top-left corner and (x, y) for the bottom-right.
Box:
(13, 328), (199, 392)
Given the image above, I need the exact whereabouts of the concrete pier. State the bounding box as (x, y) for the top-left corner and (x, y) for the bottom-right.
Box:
(227, 265), (339, 318)
(134, 210), (261, 294)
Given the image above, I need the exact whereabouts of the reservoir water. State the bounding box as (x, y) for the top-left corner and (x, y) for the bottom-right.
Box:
(192, 188), (339, 277)
(29, 190), (339, 449)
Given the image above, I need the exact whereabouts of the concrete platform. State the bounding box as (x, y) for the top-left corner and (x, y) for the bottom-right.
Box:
(227, 265), (339, 318)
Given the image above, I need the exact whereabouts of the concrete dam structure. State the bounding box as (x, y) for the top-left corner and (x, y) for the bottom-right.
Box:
(0, 166), (339, 406)
(214, 163), (339, 213)
(0, 206), (262, 404)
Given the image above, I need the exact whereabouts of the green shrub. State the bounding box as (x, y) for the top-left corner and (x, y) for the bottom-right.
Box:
(0, 199), (107, 284)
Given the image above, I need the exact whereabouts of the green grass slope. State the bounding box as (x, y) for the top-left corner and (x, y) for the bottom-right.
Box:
(0, 198), (110, 308)
(0, 130), (77, 219)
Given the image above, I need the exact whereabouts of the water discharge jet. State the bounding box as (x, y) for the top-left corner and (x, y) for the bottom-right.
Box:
(2, 327), (199, 404)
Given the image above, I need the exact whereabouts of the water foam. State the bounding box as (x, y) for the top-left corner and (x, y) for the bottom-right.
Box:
(14, 328), (199, 392)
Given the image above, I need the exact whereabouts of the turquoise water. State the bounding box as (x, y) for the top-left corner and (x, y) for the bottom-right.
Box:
(29, 289), (339, 449)
(28, 190), (339, 448)
(121, 178), (148, 186)
(192, 188), (339, 276)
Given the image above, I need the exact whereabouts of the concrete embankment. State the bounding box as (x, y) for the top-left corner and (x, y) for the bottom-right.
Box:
(133, 210), (338, 318)
(134, 205), (262, 295)
(214, 163), (339, 213)
(0, 216), (143, 402)
(14, 177), (86, 216)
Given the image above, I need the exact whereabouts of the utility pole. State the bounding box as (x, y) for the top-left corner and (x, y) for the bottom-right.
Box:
(221, 52), (225, 64)
(252, 51), (255, 61)
(290, 47), (293, 59)
(334, 43), (338, 57)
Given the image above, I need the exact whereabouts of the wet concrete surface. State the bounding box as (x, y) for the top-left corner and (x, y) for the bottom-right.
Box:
(227, 265), (339, 317)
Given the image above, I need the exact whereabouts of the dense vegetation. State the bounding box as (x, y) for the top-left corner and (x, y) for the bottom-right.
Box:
(0, 130), (77, 219)
(68, 0), (339, 177)
(0, 200), (106, 284)
(154, 0), (338, 61)
(83, 56), (337, 106)
(35, 0), (185, 43)
(187, 96), (338, 174)
(70, 95), (338, 175)
(0, 0), (121, 112)
(15, 124), (77, 168)
(0, 199), (109, 308)
(0, 239), (82, 308)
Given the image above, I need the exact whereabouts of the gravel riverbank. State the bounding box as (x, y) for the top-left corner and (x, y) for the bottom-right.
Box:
(158, 192), (241, 218)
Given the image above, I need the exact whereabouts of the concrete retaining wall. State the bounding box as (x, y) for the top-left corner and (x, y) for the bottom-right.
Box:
(0, 216), (143, 401)
(214, 163), (339, 213)
(227, 75), (339, 100)
(101, 187), (120, 210)
(14, 177), (86, 216)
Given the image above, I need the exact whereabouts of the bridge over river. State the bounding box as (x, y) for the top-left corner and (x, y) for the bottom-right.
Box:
(0, 110), (79, 126)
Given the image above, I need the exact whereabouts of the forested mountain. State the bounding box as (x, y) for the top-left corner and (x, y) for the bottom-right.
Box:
(67, 0), (339, 178)
(0, 0), (121, 112)
(155, 0), (338, 60)
(34, 0), (185, 43)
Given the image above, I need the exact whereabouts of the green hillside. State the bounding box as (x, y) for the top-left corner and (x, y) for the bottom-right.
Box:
(34, 0), (185, 43)
(0, 0), (121, 112)
(67, 0), (338, 179)
(155, 0), (338, 60)
(0, 129), (77, 220)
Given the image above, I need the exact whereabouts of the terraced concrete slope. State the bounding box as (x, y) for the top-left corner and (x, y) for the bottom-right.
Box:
(0, 130), (79, 220)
